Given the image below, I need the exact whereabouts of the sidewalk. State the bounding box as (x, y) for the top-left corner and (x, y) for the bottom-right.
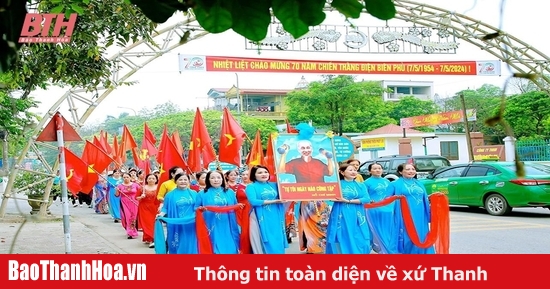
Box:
(1, 194), (302, 254)
(0, 194), (154, 254)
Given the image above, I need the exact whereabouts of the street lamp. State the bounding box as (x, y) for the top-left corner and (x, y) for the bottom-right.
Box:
(117, 106), (137, 116)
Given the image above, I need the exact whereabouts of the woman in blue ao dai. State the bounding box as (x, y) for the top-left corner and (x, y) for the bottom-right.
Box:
(364, 163), (398, 254)
(159, 173), (201, 254)
(200, 170), (242, 254)
(245, 165), (288, 254)
(326, 163), (372, 254)
(107, 169), (122, 222)
(387, 163), (435, 254)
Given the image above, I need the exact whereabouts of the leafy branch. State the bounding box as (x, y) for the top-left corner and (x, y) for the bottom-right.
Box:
(1, 0), (396, 75)
(0, 0), (157, 151)
(129, 0), (396, 41)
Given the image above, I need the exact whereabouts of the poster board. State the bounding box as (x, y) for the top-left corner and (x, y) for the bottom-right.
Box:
(473, 145), (504, 161)
(273, 133), (342, 201)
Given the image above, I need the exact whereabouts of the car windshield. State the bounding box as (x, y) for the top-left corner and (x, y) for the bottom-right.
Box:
(414, 158), (451, 170)
(501, 163), (550, 176)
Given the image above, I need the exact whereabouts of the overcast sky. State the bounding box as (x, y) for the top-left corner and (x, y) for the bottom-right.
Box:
(29, 0), (550, 125)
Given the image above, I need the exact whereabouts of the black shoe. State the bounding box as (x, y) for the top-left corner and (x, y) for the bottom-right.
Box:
(127, 236), (133, 239)
(114, 219), (120, 223)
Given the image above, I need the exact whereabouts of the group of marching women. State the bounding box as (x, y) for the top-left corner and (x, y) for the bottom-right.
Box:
(110, 158), (446, 255)
(92, 168), (160, 247)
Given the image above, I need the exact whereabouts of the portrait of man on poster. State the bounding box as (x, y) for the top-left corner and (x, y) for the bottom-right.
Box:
(277, 139), (335, 183)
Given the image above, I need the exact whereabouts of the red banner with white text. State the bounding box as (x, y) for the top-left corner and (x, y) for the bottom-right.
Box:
(178, 55), (501, 76)
(1, 255), (546, 288)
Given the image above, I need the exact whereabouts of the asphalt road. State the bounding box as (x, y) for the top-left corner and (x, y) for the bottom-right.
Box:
(447, 206), (550, 254)
(2, 194), (549, 254)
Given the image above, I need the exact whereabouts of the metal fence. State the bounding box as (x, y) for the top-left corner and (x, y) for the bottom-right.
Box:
(516, 139), (550, 161)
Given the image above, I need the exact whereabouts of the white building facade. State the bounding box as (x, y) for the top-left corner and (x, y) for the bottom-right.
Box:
(425, 132), (470, 164)
(352, 124), (469, 165)
(381, 80), (434, 102)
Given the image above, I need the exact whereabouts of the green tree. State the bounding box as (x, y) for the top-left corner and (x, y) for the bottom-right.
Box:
(503, 91), (550, 138)
(507, 77), (540, 94)
(441, 84), (503, 141)
(0, 90), (40, 158)
(286, 75), (387, 135)
(353, 97), (396, 133)
(144, 110), (277, 151)
(132, 0), (396, 41)
(83, 108), (278, 154)
(335, 81), (396, 133)
(6, 0), (156, 97)
(138, 101), (183, 120)
(387, 95), (438, 131)
(0, 0), (157, 160)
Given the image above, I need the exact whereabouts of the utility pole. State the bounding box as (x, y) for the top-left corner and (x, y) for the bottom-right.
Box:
(235, 73), (245, 166)
(0, 130), (9, 217)
(0, 130), (7, 175)
(460, 93), (474, 162)
(235, 73), (243, 114)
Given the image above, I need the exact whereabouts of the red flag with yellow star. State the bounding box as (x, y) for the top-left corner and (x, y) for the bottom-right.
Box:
(157, 134), (189, 185)
(138, 137), (155, 176)
(219, 107), (246, 167)
(142, 123), (158, 157)
(80, 140), (115, 193)
(246, 130), (264, 167)
(141, 136), (157, 159)
(82, 140), (114, 174)
(138, 123), (158, 175)
(188, 108), (216, 172)
(63, 148), (89, 195)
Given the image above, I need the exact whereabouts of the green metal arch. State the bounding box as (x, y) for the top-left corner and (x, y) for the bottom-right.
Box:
(393, 0), (550, 90)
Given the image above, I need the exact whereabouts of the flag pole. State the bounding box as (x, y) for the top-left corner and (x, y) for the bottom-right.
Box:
(209, 144), (222, 171)
(245, 135), (254, 144)
(55, 113), (72, 254)
(215, 156), (222, 171)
